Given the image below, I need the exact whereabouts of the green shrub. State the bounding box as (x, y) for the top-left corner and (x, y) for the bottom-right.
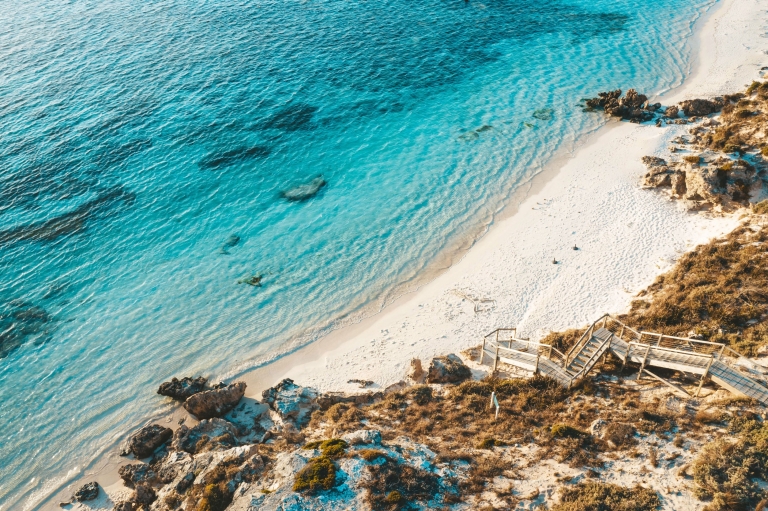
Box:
(753, 200), (768, 215)
(358, 449), (387, 462)
(385, 490), (403, 503)
(303, 438), (348, 458)
(293, 456), (339, 493)
(747, 81), (761, 95)
(477, 437), (507, 449)
(683, 155), (701, 164)
(551, 482), (660, 511)
(761, 147), (768, 157)
(551, 424), (585, 438)
(734, 109), (753, 119)
(197, 483), (231, 511)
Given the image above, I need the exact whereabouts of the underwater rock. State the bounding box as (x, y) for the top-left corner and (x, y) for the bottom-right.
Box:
(198, 145), (271, 170)
(237, 274), (263, 287)
(220, 234), (240, 254)
(0, 300), (53, 359)
(281, 176), (327, 201)
(260, 104), (318, 132)
(532, 108), (554, 121)
(157, 376), (208, 401)
(72, 482), (99, 502)
(475, 124), (493, 132)
(0, 186), (135, 246)
(183, 381), (246, 419)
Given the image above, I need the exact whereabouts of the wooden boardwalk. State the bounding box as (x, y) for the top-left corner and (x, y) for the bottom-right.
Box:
(480, 315), (768, 405)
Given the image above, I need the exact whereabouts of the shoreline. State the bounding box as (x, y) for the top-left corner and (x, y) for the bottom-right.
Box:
(35, 0), (768, 508)
(244, 0), (766, 396)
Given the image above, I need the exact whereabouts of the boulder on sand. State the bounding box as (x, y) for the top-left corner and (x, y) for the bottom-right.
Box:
(72, 482), (99, 502)
(126, 424), (173, 458)
(261, 378), (317, 428)
(426, 354), (472, 384)
(183, 381), (246, 419)
(118, 463), (156, 487)
(171, 418), (239, 454)
(408, 358), (426, 383)
(157, 376), (207, 401)
(678, 98), (725, 117)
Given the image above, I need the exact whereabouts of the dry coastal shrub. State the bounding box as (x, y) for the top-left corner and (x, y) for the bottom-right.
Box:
(551, 482), (660, 511)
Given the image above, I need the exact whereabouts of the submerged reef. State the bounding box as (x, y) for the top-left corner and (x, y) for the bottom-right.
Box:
(0, 186), (135, 246)
(0, 300), (54, 359)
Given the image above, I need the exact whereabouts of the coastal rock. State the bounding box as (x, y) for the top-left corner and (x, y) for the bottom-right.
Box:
(261, 378), (318, 428)
(341, 429), (381, 445)
(664, 105), (679, 118)
(157, 376), (207, 401)
(172, 418), (239, 454)
(126, 424), (173, 458)
(132, 483), (156, 507)
(672, 172), (687, 196)
(220, 234), (240, 254)
(118, 463), (156, 487)
(408, 358), (426, 383)
(113, 502), (135, 511)
(426, 354), (471, 384)
(679, 98), (725, 117)
(281, 176), (327, 202)
(183, 381), (246, 419)
(72, 482), (99, 502)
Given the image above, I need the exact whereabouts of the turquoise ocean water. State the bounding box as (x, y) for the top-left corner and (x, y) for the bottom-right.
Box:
(0, 0), (714, 507)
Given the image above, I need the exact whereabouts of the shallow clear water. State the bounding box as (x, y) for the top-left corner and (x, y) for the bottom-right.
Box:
(0, 0), (712, 507)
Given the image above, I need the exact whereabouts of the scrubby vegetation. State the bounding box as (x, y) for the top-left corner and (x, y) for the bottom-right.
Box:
(292, 456), (339, 493)
(618, 223), (768, 355)
(360, 454), (444, 510)
(691, 414), (768, 510)
(551, 482), (660, 511)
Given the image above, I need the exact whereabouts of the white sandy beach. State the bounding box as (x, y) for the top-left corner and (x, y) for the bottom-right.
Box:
(245, 0), (768, 395)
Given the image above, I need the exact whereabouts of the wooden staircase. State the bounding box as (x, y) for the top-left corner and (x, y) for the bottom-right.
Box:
(480, 315), (768, 405)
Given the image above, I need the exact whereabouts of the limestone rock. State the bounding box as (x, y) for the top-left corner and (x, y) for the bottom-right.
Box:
(171, 418), (238, 454)
(118, 463), (156, 488)
(132, 483), (156, 507)
(341, 429), (381, 445)
(672, 172), (687, 196)
(261, 378), (318, 428)
(426, 354), (471, 384)
(408, 358), (426, 383)
(589, 418), (607, 437)
(157, 376), (207, 401)
(113, 502), (135, 511)
(72, 482), (99, 502)
(183, 381), (246, 419)
(126, 424), (172, 458)
(664, 105), (679, 118)
(679, 98), (725, 117)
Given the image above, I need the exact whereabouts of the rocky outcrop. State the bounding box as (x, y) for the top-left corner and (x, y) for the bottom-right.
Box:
(125, 424), (173, 458)
(262, 378), (318, 428)
(72, 482), (99, 502)
(172, 418), (239, 454)
(426, 354), (471, 384)
(585, 89), (656, 122)
(408, 358), (426, 383)
(157, 376), (207, 401)
(118, 463), (156, 487)
(132, 483), (156, 507)
(679, 98), (725, 117)
(183, 381), (246, 419)
(664, 105), (679, 119)
(341, 429), (381, 445)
